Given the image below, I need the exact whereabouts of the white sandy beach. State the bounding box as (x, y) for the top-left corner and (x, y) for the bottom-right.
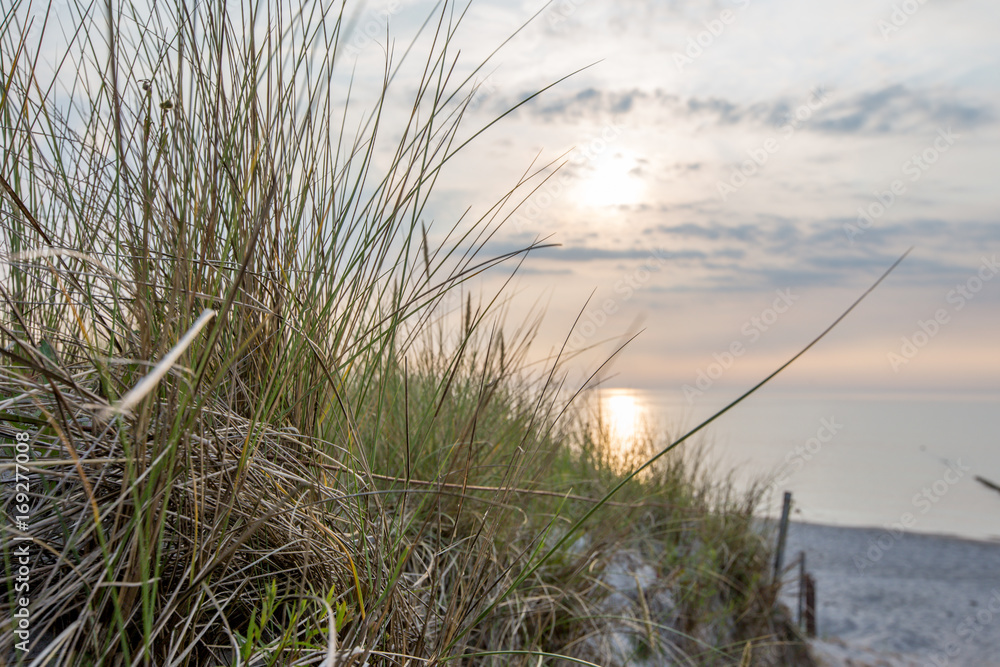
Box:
(776, 521), (1000, 666)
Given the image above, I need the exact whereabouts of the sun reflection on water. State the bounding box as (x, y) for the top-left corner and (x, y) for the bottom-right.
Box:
(591, 389), (653, 470)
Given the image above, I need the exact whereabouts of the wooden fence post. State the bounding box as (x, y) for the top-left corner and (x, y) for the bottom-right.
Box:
(804, 573), (817, 637)
(773, 491), (792, 582)
(797, 550), (806, 629)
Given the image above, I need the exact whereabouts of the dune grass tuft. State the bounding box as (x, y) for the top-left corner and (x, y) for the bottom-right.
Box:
(0, 1), (824, 664)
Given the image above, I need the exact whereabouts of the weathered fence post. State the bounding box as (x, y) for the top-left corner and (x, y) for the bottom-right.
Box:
(797, 550), (806, 628)
(804, 573), (817, 637)
(773, 491), (792, 582)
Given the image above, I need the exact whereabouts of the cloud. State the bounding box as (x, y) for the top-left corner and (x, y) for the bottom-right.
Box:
(517, 87), (655, 122)
(514, 244), (707, 264)
(494, 265), (574, 277)
(647, 222), (759, 243)
(813, 85), (995, 135)
(505, 84), (994, 137)
(559, 216), (999, 291)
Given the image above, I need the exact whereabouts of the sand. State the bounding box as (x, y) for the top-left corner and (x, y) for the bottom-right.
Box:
(776, 521), (1000, 666)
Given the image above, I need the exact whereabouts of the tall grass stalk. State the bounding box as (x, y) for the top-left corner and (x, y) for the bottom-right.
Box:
(0, 1), (900, 664)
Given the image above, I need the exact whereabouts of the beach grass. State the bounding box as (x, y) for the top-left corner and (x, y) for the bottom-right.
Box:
(0, 1), (809, 664)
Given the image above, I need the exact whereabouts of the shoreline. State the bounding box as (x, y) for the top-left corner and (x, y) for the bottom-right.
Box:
(764, 517), (1000, 546)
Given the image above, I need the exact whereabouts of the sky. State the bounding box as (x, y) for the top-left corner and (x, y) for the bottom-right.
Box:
(342, 0), (999, 399)
(31, 0), (1000, 398)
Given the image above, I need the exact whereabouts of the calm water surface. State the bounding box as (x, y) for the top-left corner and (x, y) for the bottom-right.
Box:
(591, 387), (1000, 541)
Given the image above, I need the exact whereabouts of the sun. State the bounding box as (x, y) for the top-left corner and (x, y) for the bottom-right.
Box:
(574, 152), (645, 209)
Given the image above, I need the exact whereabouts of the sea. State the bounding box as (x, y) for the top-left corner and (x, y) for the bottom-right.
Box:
(589, 385), (1000, 541)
